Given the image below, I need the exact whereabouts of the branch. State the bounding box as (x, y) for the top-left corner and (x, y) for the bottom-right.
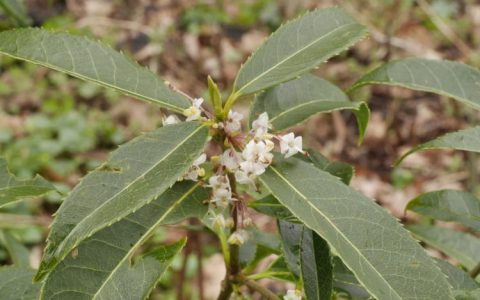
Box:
(243, 277), (280, 300)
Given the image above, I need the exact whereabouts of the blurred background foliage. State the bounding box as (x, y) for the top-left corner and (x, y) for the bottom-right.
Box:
(1, 0), (480, 299)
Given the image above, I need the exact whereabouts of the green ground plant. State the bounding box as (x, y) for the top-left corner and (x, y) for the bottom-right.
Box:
(1, 6), (480, 300)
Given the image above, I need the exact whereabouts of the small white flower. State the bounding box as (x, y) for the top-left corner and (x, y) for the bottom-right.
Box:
(242, 140), (273, 166)
(221, 149), (241, 171)
(279, 133), (303, 158)
(162, 114), (181, 126)
(183, 153), (207, 181)
(235, 160), (266, 186)
(208, 174), (228, 189)
(225, 110), (243, 134)
(283, 289), (302, 300)
(228, 230), (248, 245)
(210, 214), (226, 230)
(251, 112), (271, 139)
(183, 97), (204, 121)
(211, 188), (233, 208)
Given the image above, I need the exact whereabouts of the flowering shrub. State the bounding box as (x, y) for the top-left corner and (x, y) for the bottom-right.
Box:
(1, 6), (480, 300)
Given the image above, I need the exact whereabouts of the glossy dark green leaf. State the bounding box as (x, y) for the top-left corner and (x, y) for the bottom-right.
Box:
(41, 181), (207, 300)
(407, 190), (480, 231)
(407, 224), (480, 270)
(0, 158), (54, 208)
(350, 58), (480, 111)
(261, 156), (454, 299)
(301, 228), (333, 300)
(36, 122), (208, 281)
(250, 75), (369, 143)
(0, 28), (191, 112)
(0, 267), (40, 300)
(396, 127), (480, 165)
(233, 8), (367, 97)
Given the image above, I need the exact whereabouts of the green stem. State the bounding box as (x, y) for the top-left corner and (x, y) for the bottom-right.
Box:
(243, 277), (280, 300)
(470, 261), (480, 279)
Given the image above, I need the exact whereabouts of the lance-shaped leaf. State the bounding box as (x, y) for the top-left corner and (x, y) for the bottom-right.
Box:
(0, 158), (54, 208)
(233, 7), (367, 97)
(45, 239), (185, 300)
(250, 75), (369, 143)
(278, 220), (302, 278)
(40, 181), (207, 300)
(435, 259), (479, 291)
(0, 28), (191, 112)
(0, 267), (40, 300)
(407, 224), (480, 270)
(407, 190), (480, 231)
(396, 127), (480, 165)
(260, 157), (454, 300)
(0, 230), (30, 267)
(301, 227), (333, 300)
(251, 150), (354, 221)
(36, 122), (208, 281)
(349, 58), (480, 111)
(94, 239), (186, 300)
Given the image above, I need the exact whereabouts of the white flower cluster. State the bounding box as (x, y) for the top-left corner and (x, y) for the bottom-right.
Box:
(166, 97), (305, 246)
(220, 112), (303, 188)
(284, 289), (302, 300)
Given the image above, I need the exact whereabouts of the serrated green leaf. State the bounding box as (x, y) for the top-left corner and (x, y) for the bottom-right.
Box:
(301, 228), (333, 300)
(40, 181), (207, 300)
(260, 156), (454, 300)
(0, 158), (54, 208)
(36, 122), (209, 281)
(407, 224), (480, 270)
(0, 230), (30, 267)
(250, 75), (369, 143)
(0, 28), (191, 112)
(349, 58), (480, 111)
(407, 190), (480, 231)
(251, 150), (354, 221)
(233, 7), (367, 97)
(435, 259), (479, 291)
(396, 127), (480, 165)
(0, 267), (40, 300)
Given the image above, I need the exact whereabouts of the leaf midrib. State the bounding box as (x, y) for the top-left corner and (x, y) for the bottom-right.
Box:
(90, 183), (200, 300)
(54, 124), (206, 258)
(0, 51), (187, 113)
(262, 166), (402, 300)
(235, 22), (357, 95)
